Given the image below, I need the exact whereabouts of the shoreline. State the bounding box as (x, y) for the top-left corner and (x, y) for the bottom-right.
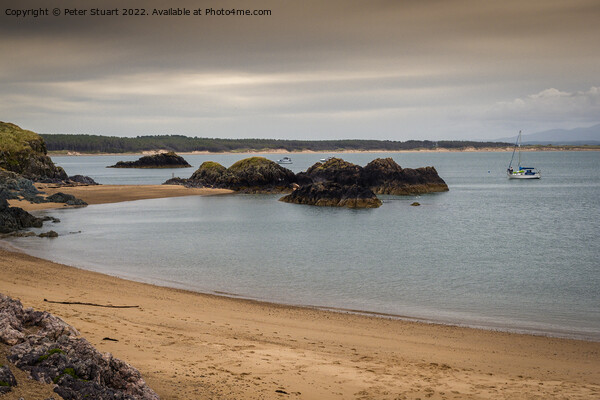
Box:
(1, 247), (599, 400)
(48, 146), (600, 156)
(3, 185), (600, 398)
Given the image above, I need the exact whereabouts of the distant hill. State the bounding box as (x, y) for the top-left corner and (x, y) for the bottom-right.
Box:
(496, 124), (600, 145)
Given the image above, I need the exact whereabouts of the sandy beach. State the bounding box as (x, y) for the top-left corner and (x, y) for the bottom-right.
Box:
(2, 187), (599, 399)
(8, 184), (234, 211)
(1, 248), (599, 400)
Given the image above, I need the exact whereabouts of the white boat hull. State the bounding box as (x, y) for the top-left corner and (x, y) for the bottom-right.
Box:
(507, 171), (541, 179)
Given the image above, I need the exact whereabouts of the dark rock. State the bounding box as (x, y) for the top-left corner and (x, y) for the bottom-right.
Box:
(280, 182), (382, 208)
(410, 202), (420, 206)
(162, 177), (205, 188)
(0, 168), (45, 203)
(68, 175), (99, 185)
(1, 293), (159, 400)
(299, 158), (362, 186)
(45, 192), (87, 206)
(362, 158), (448, 195)
(109, 152), (192, 169)
(0, 202), (44, 234)
(185, 157), (296, 193)
(38, 230), (58, 238)
(0, 365), (17, 394)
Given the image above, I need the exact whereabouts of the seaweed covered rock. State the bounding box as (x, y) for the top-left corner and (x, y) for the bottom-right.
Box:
(1, 293), (159, 400)
(189, 161), (227, 185)
(280, 182), (382, 208)
(109, 151), (192, 168)
(182, 157), (296, 193)
(0, 122), (68, 181)
(362, 158), (448, 195)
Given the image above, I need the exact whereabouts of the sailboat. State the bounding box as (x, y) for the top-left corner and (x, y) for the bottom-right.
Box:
(507, 131), (541, 179)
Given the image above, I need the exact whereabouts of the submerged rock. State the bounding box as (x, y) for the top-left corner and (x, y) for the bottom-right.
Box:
(108, 151), (192, 168)
(38, 230), (59, 238)
(1, 293), (160, 400)
(280, 182), (382, 208)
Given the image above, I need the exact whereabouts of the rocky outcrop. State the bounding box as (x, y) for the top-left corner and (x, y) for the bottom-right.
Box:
(0, 122), (68, 181)
(298, 158), (362, 186)
(362, 158), (449, 195)
(68, 174), (99, 185)
(280, 182), (382, 208)
(0, 168), (87, 233)
(45, 192), (87, 206)
(0, 293), (159, 399)
(0, 197), (43, 234)
(109, 152), (192, 168)
(173, 157), (297, 193)
(280, 157), (447, 209)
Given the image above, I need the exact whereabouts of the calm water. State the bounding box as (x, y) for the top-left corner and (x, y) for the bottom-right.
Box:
(9, 151), (600, 340)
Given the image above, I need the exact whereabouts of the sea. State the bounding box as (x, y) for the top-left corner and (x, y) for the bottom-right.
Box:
(6, 151), (600, 341)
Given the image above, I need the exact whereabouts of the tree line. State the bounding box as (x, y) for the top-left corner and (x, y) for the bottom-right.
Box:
(41, 134), (511, 153)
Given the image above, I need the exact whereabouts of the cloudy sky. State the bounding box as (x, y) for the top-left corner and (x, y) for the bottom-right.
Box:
(1, 0), (599, 140)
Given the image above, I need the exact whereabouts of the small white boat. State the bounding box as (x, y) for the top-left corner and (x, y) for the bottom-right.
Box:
(319, 157), (333, 162)
(507, 131), (541, 179)
(277, 157), (292, 164)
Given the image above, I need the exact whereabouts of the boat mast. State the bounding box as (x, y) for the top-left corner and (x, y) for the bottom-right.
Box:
(517, 130), (521, 169)
(508, 131), (519, 170)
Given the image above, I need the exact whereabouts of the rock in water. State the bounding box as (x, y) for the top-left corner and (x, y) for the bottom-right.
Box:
(184, 157), (296, 193)
(109, 151), (192, 168)
(362, 158), (449, 195)
(280, 182), (382, 208)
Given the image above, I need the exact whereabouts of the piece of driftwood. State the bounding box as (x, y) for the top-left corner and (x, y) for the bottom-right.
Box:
(44, 299), (139, 308)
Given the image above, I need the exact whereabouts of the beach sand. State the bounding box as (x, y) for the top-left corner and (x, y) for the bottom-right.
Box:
(8, 184), (234, 211)
(1, 248), (599, 400)
(2, 188), (599, 399)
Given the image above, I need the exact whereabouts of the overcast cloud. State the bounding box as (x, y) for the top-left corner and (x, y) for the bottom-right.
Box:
(1, 0), (599, 140)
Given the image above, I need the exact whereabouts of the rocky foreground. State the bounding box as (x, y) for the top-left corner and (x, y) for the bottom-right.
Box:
(0, 293), (159, 399)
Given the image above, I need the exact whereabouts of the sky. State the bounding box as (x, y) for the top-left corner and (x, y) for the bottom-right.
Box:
(1, 0), (599, 141)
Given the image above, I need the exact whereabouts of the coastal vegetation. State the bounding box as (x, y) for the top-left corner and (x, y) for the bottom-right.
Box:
(41, 133), (513, 153)
(0, 122), (67, 180)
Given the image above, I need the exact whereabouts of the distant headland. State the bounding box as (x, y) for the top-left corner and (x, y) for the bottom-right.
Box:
(40, 133), (599, 155)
